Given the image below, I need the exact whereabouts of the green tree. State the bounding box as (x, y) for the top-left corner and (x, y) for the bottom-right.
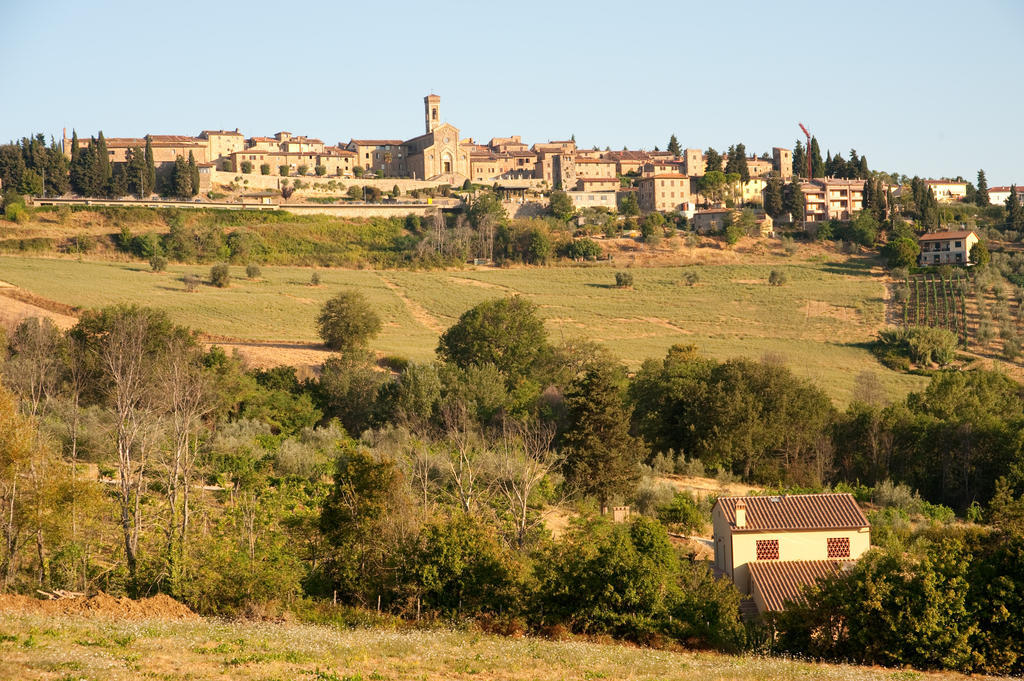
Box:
(640, 212), (665, 244)
(549, 190), (575, 221)
(144, 135), (156, 195)
(619, 193), (639, 216)
(1006, 185), (1023, 232)
(240, 161), (253, 174)
(260, 163), (270, 175)
(971, 239), (991, 266)
(883, 236), (920, 269)
(316, 290), (383, 352)
(976, 169), (989, 207)
(763, 175), (784, 218)
(209, 263), (230, 287)
(437, 296), (549, 382)
(704, 147), (722, 173)
(848, 211), (879, 246)
(187, 151), (199, 197)
(667, 134), (681, 156)
(560, 363), (643, 506)
(810, 136), (824, 178)
(792, 139), (806, 179)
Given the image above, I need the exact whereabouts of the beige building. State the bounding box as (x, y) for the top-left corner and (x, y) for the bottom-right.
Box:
(637, 173), (692, 213)
(925, 179), (968, 202)
(576, 177), (620, 192)
(575, 158), (617, 178)
(566, 190), (618, 210)
(712, 493), (871, 614)
(918, 230), (979, 266)
(988, 185), (1021, 206)
(692, 207), (773, 236)
(200, 130), (245, 168)
(346, 139), (407, 176)
(773, 147), (793, 180)
(682, 148), (705, 177)
(799, 178), (865, 222)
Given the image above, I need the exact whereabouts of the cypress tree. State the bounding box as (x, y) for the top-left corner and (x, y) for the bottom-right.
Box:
(810, 136), (824, 178)
(187, 151), (199, 197)
(858, 155), (869, 179)
(667, 134), (681, 156)
(764, 176), (784, 218)
(70, 129), (79, 164)
(1007, 185), (1023, 231)
(976, 169), (989, 207)
(792, 139), (806, 179)
(95, 131), (111, 192)
(560, 363), (642, 507)
(735, 143), (749, 183)
(144, 135), (156, 196)
(173, 155), (191, 199)
(783, 181), (805, 222)
(705, 147), (722, 173)
(724, 145), (738, 175)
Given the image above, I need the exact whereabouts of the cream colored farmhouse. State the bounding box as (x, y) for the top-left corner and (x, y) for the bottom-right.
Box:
(918, 230), (979, 266)
(712, 493), (871, 615)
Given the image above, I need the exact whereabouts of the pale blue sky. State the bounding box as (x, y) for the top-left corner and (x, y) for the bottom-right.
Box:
(2, 0), (1021, 184)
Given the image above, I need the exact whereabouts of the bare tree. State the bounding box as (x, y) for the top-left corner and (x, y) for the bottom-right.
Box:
(439, 402), (487, 514)
(160, 339), (214, 593)
(4, 317), (62, 418)
(490, 416), (562, 548)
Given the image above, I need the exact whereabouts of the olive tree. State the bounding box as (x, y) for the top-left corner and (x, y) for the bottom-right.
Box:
(316, 290), (382, 352)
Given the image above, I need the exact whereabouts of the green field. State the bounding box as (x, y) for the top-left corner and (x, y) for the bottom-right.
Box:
(0, 254), (927, 405)
(0, 612), (982, 681)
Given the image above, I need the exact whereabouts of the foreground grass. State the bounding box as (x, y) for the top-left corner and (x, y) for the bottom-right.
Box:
(0, 254), (927, 405)
(0, 612), (994, 681)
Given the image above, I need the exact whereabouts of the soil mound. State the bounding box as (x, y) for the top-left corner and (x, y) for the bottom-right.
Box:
(0, 592), (197, 619)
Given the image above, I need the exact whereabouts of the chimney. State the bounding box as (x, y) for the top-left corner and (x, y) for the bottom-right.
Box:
(735, 499), (746, 528)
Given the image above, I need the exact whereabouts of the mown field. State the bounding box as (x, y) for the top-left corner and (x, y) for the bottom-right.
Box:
(0, 612), (990, 681)
(0, 254), (928, 405)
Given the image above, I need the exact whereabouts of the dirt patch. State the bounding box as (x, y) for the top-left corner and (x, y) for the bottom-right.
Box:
(0, 288), (79, 331)
(202, 338), (333, 377)
(0, 592), (197, 620)
(803, 299), (858, 322)
(611, 317), (692, 334)
(445, 275), (513, 292)
(654, 474), (761, 499)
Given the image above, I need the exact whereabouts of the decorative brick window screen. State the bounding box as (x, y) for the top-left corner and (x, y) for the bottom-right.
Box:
(755, 539), (779, 560)
(827, 537), (850, 558)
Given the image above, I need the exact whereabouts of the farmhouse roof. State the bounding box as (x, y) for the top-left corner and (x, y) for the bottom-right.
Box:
(641, 174), (689, 180)
(201, 130), (243, 137)
(714, 493), (868, 532)
(918, 230), (977, 241)
(749, 560), (846, 612)
(988, 186), (1021, 193)
(924, 179), (967, 185)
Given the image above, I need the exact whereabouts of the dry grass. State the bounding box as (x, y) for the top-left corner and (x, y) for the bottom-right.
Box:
(0, 611), (1000, 681)
(0, 252), (929, 405)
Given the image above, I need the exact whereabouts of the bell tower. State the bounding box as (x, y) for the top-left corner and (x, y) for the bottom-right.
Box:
(424, 94), (440, 134)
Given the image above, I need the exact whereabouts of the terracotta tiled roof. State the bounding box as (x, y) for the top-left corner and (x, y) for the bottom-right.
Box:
(577, 176), (619, 182)
(715, 493), (869, 532)
(988, 186), (1021, 193)
(575, 158), (615, 164)
(919, 230), (976, 241)
(749, 560), (846, 612)
(924, 179), (967, 185)
(349, 139), (404, 146)
(201, 130), (243, 136)
(641, 174), (689, 180)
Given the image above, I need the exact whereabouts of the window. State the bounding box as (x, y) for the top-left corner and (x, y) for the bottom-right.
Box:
(955, 241), (962, 247)
(827, 537), (850, 558)
(756, 540), (779, 560)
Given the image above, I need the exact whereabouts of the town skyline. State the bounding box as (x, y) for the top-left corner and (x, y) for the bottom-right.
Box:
(2, 0), (1022, 184)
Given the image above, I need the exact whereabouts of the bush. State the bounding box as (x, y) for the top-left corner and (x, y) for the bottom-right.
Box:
(279, 165), (290, 177)
(246, 263), (261, 279)
(768, 269), (788, 286)
(297, 165), (309, 176)
(260, 163), (270, 175)
(310, 270), (320, 286)
(149, 255), (167, 272)
(315, 165), (327, 176)
(681, 270), (699, 286)
(347, 185), (363, 200)
(615, 271), (634, 288)
(240, 161), (253, 174)
(317, 290), (382, 351)
(564, 237), (603, 260)
(210, 263), (230, 288)
(183, 274), (200, 292)
(657, 492), (705, 535)
(4, 203), (27, 224)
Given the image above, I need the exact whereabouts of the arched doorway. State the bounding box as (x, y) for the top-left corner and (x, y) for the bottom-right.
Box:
(442, 151), (453, 174)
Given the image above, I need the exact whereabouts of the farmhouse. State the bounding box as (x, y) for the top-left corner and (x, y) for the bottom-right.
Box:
(917, 230), (979, 266)
(712, 493), (871, 615)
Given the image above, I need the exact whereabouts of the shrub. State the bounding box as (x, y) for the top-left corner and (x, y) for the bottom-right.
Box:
(781, 235), (799, 256)
(279, 165), (290, 177)
(564, 237), (603, 260)
(315, 165), (327, 176)
(297, 165), (309, 176)
(4, 203), (27, 224)
(240, 161), (253, 174)
(210, 263), (230, 288)
(260, 163), (270, 175)
(317, 290), (382, 351)
(657, 492), (705, 535)
(768, 269), (788, 286)
(682, 270), (699, 286)
(615, 271), (634, 288)
(347, 185), (363, 200)
(246, 263), (261, 279)
(183, 274), (200, 292)
(310, 270), (320, 286)
(149, 255), (168, 272)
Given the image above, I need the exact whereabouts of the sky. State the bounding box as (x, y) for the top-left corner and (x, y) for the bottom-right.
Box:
(1, 0), (1021, 184)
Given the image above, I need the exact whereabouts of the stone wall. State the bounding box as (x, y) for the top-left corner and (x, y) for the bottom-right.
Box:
(210, 170), (455, 194)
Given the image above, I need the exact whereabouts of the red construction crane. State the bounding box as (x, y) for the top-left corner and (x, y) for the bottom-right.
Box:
(798, 123), (812, 179)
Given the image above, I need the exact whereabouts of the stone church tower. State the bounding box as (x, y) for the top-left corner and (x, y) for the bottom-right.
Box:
(424, 94), (440, 134)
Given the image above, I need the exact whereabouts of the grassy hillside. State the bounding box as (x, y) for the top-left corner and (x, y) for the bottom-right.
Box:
(0, 611), (983, 681)
(0, 254), (928, 405)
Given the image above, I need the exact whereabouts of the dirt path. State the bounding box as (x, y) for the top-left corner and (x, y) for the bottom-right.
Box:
(445, 274), (516, 294)
(377, 273), (446, 333)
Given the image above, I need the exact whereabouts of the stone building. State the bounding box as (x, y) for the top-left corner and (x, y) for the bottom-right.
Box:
(637, 173), (692, 213)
